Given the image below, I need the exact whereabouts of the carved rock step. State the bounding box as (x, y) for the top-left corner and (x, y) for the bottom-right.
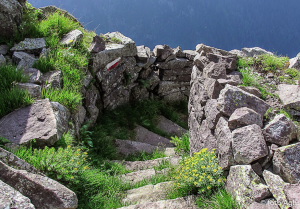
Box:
(112, 156), (181, 171)
(120, 168), (169, 184)
(122, 181), (173, 205)
(156, 115), (187, 137)
(118, 195), (198, 209)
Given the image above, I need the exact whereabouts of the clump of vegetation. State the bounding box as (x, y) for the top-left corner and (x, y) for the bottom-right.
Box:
(254, 54), (289, 72)
(236, 57), (254, 69)
(111, 37), (122, 44)
(170, 132), (189, 155)
(125, 148), (166, 161)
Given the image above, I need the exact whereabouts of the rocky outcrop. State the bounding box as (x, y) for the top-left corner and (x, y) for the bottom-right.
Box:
(11, 38), (46, 55)
(228, 107), (263, 129)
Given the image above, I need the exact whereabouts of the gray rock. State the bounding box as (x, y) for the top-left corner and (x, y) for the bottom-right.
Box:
(207, 53), (237, 72)
(16, 83), (42, 99)
(156, 58), (192, 70)
(263, 170), (290, 209)
(193, 53), (210, 70)
(136, 45), (151, 63)
(173, 46), (186, 58)
(273, 143), (300, 184)
(289, 57), (300, 70)
(157, 81), (190, 97)
(83, 69), (94, 88)
(203, 78), (223, 99)
(159, 67), (192, 82)
(0, 161), (78, 209)
(283, 183), (300, 209)
(229, 49), (247, 57)
(203, 62), (227, 79)
(188, 111), (203, 155)
(134, 126), (174, 147)
(204, 99), (222, 129)
(12, 51), (37, 70)
(251, 162), (263, 176)
(215, 117), (235, 170)
(226, 165), (272, 208)
(22, 68), (42, 84)
(123, 181), (173, 205)
(0, 0), (23, 38)
(238, 86), (262, 98)
(163, 91), (188, 102)
(232, 124), (268, 164)
(40, 70), (62, 89)
(183, 50), (199, 61)
(157, 115), (187, 137)
(50, 101), (70, 139)
(217, 84), (270, 117)
(0, 179), (35, 209)
(120, 168), (156, 184)
(259, 144), (278, 168)
(153, 44), (174, 61)
(263, 114), (298, 146)
(88, 35), (105, 53)
(11, 38), (46, 55)
(218, 71), (243, 87)
(84, 84), (101, 126)
(131, 85), (149, 101)
(139, 67), (152, 79)
(228, 107), (263, 129)
(115, 139), (160, 157)
(72, 105), (86, 138)
(103, 85), (131, 109)
(60, 29), (83, 46)
(0, 45), (9, 55)
(277, 84), (300, 110)
(248, 200), (280, 209)
(119, 196), (198, 209)
(241, 47), (274, 57)
(0, 54), (5, 66)
(196, 44), (231, 56)
(0, 99), (69, 146)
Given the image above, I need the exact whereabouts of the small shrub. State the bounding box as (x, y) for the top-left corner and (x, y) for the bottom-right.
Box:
(236, 57), (254, 69)
(285, 68), (300, 78)
(239, 67), (261, 87)
(170, 132), (189, 155)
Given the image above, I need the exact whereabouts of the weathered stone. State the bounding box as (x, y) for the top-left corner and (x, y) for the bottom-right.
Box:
(203, 78), (223, 99)
(123, 181), (173, 205)
(0, 99), (69, 146)
(156, 58), (192, 70)
(217, 84), (270, 117)
(157, 81), (189, 96)
(0, 0), (23, 38)
(226, 165), (272, 208)
(72, 105), (86, 138)
(289, 57), (300, 70)
(183, 50), (199, 61)
(147, 71), (160, 91)
(203, 62), (227, 79)
(0, 148), (40, 175)
(241, 47), (274, 57)
(190, 65), (202, 86)
(88, 35), (105, 53)
(12, 51), (37, 70)
(60, 29), (83, 46)
(263, 114), (298, 146)
(83, 69), (94, 88)
(204, 99), (222, 129)
(263, 170), (290, 209)
(232, 124), (268, 164)
(160, 67), (192, 82)
(238, 86), (262, 98)
(0, 179), (35, 209)
(283, 183), (300, 209)
(11, 38), (46, 55)
(251, 162), (263, 176)
(22, 68), (42, 84)
(193, 53), (210, 70)
(164, 148), (176, 157)
(196, 44), (231, 56)
(157, 115), (187, 137)
(248, 200), (280, 209)
(115, 139), (159, 157)
(163, 91), (187, 102)
(131, 85), (149, 101)
(136, 45), (151, 63)
(228, 107), (263, 129)
(139, 67), (152, 79)
(134, 126), (174, 147)
(215, 117), (235, 170)
(103, 85), (131, 109)
(0, 161), (78, 209)
(84, 84), (101, 126)
(119, 196), (198, 209)
(40, 70), (62, 89)
(277, 84), (300, 110)
(217, 71), (243, 87)
(173, 46), (186, 58)
(229, 49), (247, 57)
(273, 143), (300, 184)
(0, 54), (6, 66)
(259, 144), (278, 168)
(39, 47), (49, 58)
(153, 44), (174, 61)
(207, 53), (237, 72)
(120, 169), (156, 184)
(16, 83), (42, 98)
(0, 45), (9, 55)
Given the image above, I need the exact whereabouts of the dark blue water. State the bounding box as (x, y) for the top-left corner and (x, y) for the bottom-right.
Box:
(29, 0), (300, 57)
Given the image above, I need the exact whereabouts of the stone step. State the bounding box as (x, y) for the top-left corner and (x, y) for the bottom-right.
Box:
(134, 125), (174, 147)
(120, 168), (169, 184)
(156, 115), (187, 137)
(118, 196), (198, 209)
(113, 156), (181, 171)
(122, 181), (173, 205)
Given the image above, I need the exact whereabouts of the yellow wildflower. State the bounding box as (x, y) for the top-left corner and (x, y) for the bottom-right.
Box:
(77, 149), (81, 151)
(74, 168), (77, 171)
(84, 152), (87, 155)
(67, 145), (71, 148)
(199, 179), (202, 182)
(71, 176), (74, 179)
(77, 162), (80, 165)
(201, 166), (205, 169)
(194, 182), (197, 186)
(209, 179), (213, 181)
(202, 173), (206, 176)
(218, 179), (222, 183)
(213, 169), (217, 172)
(196, 174), (199, 177)
(207, 186), (211, 189)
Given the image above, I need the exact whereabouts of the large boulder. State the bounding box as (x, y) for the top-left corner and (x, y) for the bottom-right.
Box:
(203, 62), (227, 79)
(159, 67), (192, 82)
(206, 53), (237, 72)
(215, 117), (235, 170)
(115, 139), (160, 157)
(204, 99), (222, 129)
(289, 57), (300, 70)
(226, 165), (272, 208)
(196, 44), (231, 56)
(156, 58), (192, 70)
(203, 78), (223, 99)
(0, 99), (70, 146)
(153, 44), (174, 61)
(238, 86), (262, 98)
(89, 35), (105, 53)
(277, 84), (300, 110)
(228, 107), (263, 129)
(60, 29), (83, 46)
(136, 45), (151, 63)
(0, 161), (78, 209)
(16, 83), (42, 98)
(0, 0), (24, 38)
(12, 51), (37, 70)
(273, 143), (300, 184)
(11, 38), (46, 55)
(232, 124), (268, 164)
(217, 84), (270, 117)
(0, 45), (9, 55)
(241, 47), (274, 57)
(263, 114), (298, 146)
(22, 68), (42, 84)
(283, 183), (300, 209)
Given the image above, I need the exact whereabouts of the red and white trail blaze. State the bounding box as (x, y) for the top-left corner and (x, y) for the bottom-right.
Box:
(106, 57), (121, 71)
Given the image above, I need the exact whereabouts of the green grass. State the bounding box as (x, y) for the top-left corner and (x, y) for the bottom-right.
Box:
(236, 57), (254, 69)
(125, 149), (167, 161)
(255, 54), (289, 72)
(170, 132), (189, 155)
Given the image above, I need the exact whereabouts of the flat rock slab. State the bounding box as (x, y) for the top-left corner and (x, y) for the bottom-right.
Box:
(241, 47), (274, 57)
(115, 139), (160, 157)
(60, 29), (83, 46)
(120, 169), (156, 184)
(156, 115), (187, 137)
(12, 51), (37, 70)
(119, 196), (198, 209)
(0, 179), (35, 209)
(248, 199), (280, 209)
(278, 84), (300, 110)
(11, 38), (46, 55)
(226, 165), (272, 209)
(16, 83), (42, 98)
(0, 99), (69, 146)
(22, 68), (42, 84)
(134, 126), (174, 147)
(217, 84), (270, 117)
(0, 161), (78, 209)
(113, 156), (181, 171)
(123, 181), (173, 205)
(0, 45), (9, 55)
(273, 142), (300, 184)
(228, 107), (263, 129)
